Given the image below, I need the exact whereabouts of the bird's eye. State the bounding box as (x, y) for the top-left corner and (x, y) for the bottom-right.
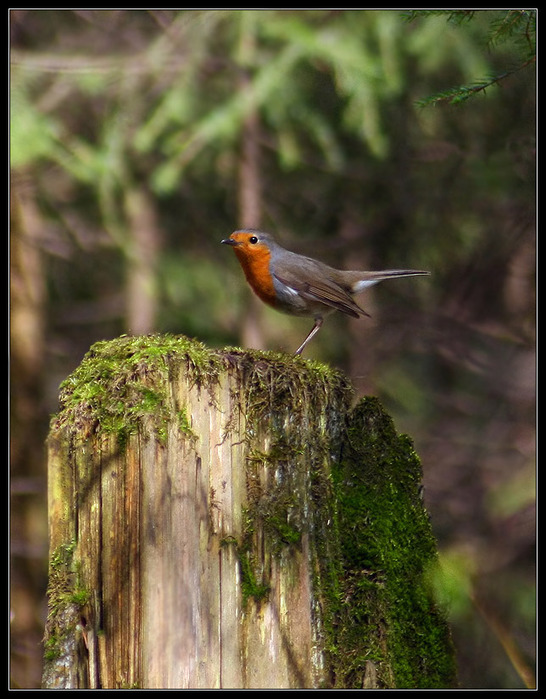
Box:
(249, 236), (259, 244)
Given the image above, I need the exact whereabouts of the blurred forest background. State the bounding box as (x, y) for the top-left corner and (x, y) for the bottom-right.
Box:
(10, 9), (535, 689)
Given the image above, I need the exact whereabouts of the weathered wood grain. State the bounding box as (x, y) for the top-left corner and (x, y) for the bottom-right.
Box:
(42, 335), (457, 689)
(43, 336), (351, 688)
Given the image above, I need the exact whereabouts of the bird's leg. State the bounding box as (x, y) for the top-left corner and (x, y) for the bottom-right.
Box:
(294, 317), (323, 356)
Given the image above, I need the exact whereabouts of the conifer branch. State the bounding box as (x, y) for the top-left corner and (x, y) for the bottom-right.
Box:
(415, 57), (536, 107)
(407, 9), (536, 107)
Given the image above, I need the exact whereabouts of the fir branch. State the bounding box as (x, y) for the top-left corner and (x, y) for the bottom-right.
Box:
(412, 9), (536, 107)
(415, 57), (535, 107)
(403, 10), (476, 25)
(487, 9), (536, 57)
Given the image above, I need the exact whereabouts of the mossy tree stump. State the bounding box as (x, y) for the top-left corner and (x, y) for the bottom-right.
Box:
(42, 334), (457, 689)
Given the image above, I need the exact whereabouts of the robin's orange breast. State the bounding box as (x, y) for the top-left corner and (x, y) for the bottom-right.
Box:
(232, 245), (278, 309)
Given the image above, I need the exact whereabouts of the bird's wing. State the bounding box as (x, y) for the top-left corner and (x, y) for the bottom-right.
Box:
(273, 268), (369, 318)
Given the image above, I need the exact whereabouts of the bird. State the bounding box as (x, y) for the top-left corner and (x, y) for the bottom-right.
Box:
(221, 229), (430, 356)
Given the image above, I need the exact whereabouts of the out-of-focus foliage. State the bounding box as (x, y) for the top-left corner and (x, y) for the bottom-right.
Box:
(407, 10), (535, 105)
(10, 9), (535, 689)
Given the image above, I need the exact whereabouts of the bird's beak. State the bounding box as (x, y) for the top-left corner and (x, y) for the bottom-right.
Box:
(221, 237), (239, 246)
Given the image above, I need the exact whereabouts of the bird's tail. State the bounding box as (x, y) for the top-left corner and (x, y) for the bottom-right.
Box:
(349, 269), (430, 294)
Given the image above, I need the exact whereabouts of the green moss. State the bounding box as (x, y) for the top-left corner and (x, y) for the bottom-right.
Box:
(239, 549), (271, 606)
(50, 540), (77, 570)
(43, 540), (90, 668)
(221, 533), (270, 606)
(177, 406), (197, 439)
(51, 333), (222, 448)
(43, 635), (62, 663)
(332, 397), (457, 689)
(69, 588), (91, 606)
(222, 347), (352, 431)
(266, 513), (302, 545)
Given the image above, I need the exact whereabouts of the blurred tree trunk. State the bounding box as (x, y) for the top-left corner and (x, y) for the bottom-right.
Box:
(42, 334), (457, 689)
(10, 182), (49, 688)
(124, 185), (161, 335)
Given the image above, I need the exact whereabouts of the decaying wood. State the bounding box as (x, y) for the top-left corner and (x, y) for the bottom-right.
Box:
(42, 334), (457, 689)
(43, 337), (351, 688)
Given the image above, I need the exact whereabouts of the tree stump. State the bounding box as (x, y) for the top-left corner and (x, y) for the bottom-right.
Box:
(42, 334), (457, 689)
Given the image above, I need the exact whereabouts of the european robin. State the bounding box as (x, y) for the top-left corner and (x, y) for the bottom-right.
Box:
(221, 229), (430, 356)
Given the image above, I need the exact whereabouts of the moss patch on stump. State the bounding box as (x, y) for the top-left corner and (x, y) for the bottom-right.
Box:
(333, 397), (457, 688)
